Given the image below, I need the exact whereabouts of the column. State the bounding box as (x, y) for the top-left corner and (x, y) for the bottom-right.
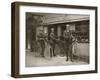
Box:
(57, 26), (61, 37)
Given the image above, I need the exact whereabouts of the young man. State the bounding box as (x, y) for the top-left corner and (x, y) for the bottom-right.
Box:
(50, 28), (56, 57)
(37, 29), (45, 57)
(63, 24), (73, 62)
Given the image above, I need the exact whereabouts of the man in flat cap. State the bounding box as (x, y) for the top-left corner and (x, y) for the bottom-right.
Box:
(50, 28), (56, 57)
(37, 28), (45, 57)
(63, 24), (73, 62)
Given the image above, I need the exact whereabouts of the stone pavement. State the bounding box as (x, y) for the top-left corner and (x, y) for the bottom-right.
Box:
(26, 51), (88, 67)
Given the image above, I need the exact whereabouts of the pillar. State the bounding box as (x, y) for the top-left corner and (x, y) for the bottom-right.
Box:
(57, 26), (61, 37)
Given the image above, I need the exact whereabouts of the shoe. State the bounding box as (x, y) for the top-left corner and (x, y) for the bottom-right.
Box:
(66, 59), (68, 61)
(71, 60), (74, 62)
(42, 55), (45, 57)
(53, 55), (56, 57)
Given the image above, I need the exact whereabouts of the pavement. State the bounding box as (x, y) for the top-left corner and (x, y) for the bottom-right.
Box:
(26, 51), (88, 67)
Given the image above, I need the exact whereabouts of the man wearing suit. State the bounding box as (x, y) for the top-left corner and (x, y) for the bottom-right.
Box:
(63, 24), (73, 62)
(37, 29), (45, 57)
(50, 28), (56, 57)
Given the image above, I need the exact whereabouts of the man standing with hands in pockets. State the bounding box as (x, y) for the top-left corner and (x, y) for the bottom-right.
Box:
(63, 24), (74, 62)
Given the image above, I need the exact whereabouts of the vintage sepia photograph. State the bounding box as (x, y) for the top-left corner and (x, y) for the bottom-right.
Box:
(11, 2), (97, 78)
(25, 12), (90, 67)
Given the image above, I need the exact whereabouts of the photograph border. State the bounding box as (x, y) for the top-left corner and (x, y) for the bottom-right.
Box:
(11, 2), (98, 78)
